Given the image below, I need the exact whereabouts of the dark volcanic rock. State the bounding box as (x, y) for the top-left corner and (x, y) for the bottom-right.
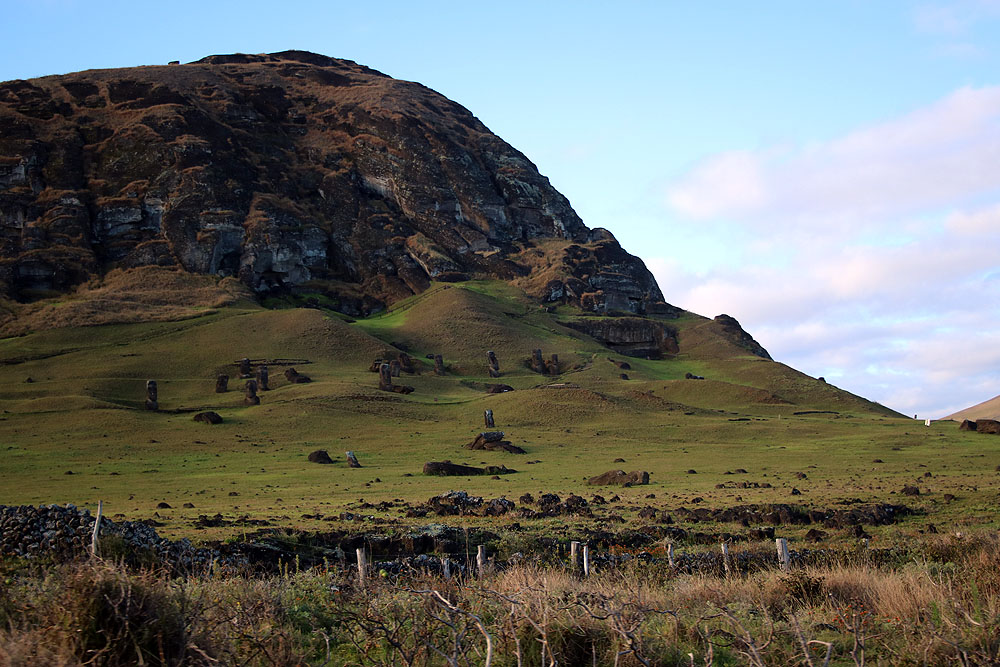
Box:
(565, 318), (679, 358)
(710, 315), (772, 360)
(0, 51), (666, 317)
(959, 419), (977, 431)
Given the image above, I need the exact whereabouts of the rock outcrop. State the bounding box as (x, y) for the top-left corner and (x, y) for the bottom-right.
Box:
(565, 317), (679, 358)
(0, 51), (666, 317)
(710, 315), (772, 360)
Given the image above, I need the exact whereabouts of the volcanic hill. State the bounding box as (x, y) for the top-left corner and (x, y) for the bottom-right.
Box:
(0, 53), (951, 540)
(0, 50), (663, 318)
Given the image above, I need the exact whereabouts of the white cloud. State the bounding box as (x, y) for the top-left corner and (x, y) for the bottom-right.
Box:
(945, 202), (1000, 232)
(666, 86), (1000, 230)
(913, 4), (970, 35)
(667, 151), (767, 219)
(657, 86), (1000, 417)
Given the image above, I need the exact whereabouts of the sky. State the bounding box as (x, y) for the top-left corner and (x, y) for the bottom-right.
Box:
(2, 0), (999, 418)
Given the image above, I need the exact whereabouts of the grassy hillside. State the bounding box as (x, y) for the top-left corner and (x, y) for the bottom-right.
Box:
(1, 279), (997, 545)
(946, 393), (1000, 421)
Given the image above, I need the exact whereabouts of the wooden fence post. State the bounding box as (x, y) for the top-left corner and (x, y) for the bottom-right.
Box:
(477, 545), (487, 577)
(570, 541), (580, 570)
(668, 542), (675, 567)
(442, 556), (451, 579)
(721, 541), (730, 577)
(90, 500), (103, 558)
(357, 548), (367, 587)
(582, 544), (590, 577)
(775, 538), (790, 571)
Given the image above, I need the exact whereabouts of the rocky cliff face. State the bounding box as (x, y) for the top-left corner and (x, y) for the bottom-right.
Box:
(0, 50), (667, 316)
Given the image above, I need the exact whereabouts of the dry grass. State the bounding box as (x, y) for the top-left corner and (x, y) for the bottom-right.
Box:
(0, 267), (254, 336)
(4, 534), (999, 665)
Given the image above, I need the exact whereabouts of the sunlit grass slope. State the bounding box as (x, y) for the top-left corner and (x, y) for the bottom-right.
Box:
(1, 279), (996, 544)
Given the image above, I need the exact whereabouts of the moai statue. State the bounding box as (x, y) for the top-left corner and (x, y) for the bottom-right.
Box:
(244, 379), (260, 406)
(546, 353), (560, 375)
(239, 357), (252, 378)
(378, 363), (393, 391)
(530, 349), (546, 374)
(487, 351), (500, 378)
(257, 364), (269, 391)
(434, 354), (445, 376)
(346, 451), (362, 468)
(145, 380), (158, 411)
(389, 360), (401, 377)
(215, 374), (229, 393)
(398, 352), (415, 374)
(484, 409), (495, 428)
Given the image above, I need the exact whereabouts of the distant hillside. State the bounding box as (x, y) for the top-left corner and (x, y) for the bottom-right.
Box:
(945, 394), (1000, 421)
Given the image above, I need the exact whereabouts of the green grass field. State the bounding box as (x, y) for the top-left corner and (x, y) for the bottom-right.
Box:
(2, 280), (998, 544)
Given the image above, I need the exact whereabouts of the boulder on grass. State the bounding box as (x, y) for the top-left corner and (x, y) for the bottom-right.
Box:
(308, 450), (335, 464)
(193, 411), (223, 425)
(959, 419), (977, 431)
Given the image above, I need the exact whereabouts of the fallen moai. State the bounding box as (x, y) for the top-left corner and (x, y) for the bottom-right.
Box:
(588, 469), (650, 486)
(308, 450), (334, 464)
(423, 461), (517, 476)
(465, 431), (526, 454)
(193, 411), (223, 424)
(284, 368), (312, 383)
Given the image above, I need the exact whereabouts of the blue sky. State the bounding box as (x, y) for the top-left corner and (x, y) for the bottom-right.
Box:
(4, 1), (999, 417)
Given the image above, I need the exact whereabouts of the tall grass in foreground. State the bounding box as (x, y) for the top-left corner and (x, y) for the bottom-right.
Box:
(2, 534), (999, 666)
